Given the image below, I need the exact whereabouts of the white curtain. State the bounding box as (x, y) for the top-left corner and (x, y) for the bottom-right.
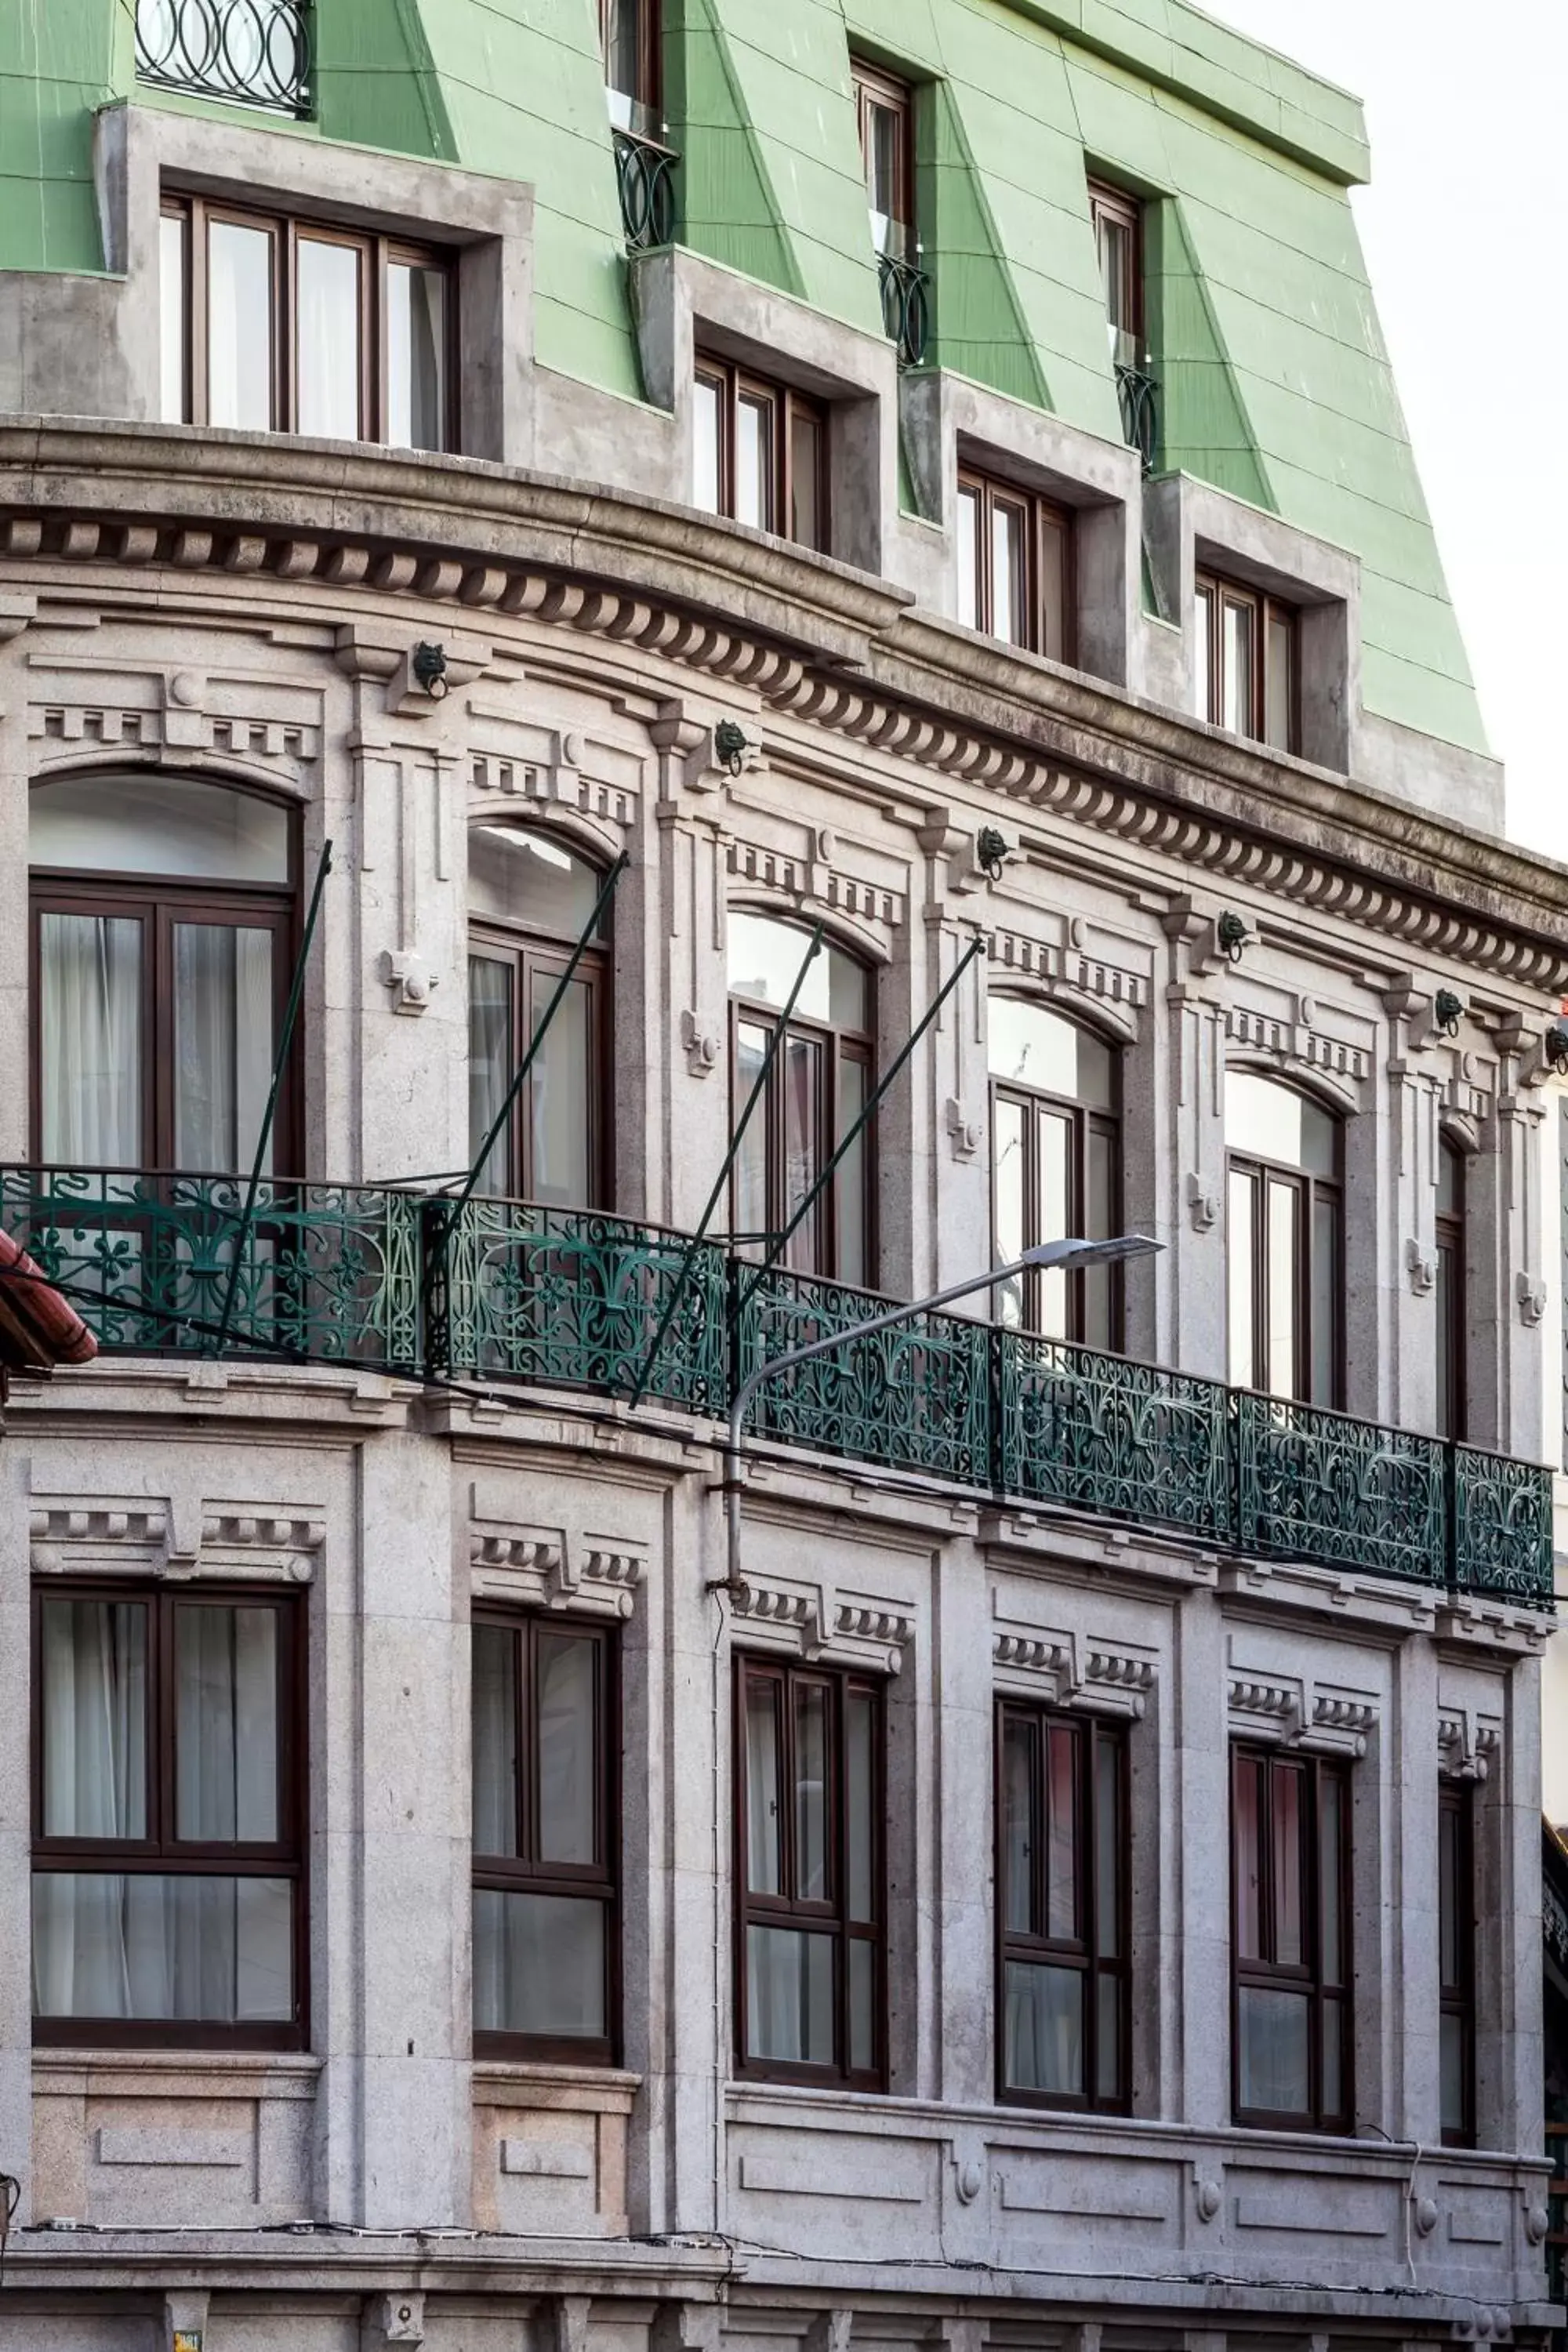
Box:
(38, 913), (142, 1165)
(173, 924), (273, 1173)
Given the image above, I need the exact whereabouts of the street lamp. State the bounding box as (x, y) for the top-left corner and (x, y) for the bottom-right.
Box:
(717, 1232), (1163, 1592)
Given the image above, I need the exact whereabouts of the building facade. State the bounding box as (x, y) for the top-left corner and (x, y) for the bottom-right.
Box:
(0, 3), (1564, 2349)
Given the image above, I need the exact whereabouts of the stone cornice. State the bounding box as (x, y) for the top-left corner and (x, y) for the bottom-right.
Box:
(3, 422), (1566, 992)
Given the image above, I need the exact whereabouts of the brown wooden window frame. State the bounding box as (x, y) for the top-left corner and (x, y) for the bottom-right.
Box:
(956, 466), (1075, 663)
(466, 922), (611, 1211)
(159, 193), (456, 451)
(1436, 1137), (1468, 1444)
(31, 1580), (308, 2053)
(1226, 1114), (1344, 1411)
(996, 1701), (1129, 2113)
(471, 1613), (620, 2067)
(599, 0), (662, 119)
(734, 1655), (886, 2092)
(1087, 177), (1143, 356)
(1230, 1744), (1352, 2133)
(693, 354), (829, 554)
(728, 953), (876, 1287)
(1439, 1778), (1477, 2147)
(989, 1065), (1123, 1348)
(852, 58), (916, 256)
(29, 809), (300, 1178)
(1195, 568), (1300, 755)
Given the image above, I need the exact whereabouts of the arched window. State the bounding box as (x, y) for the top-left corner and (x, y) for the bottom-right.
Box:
(1225, 1072), (1341, 1406)
(988, 998), (1122, 1348)
(728, 913), (873, 1285)
(467, 826), (608, 1208)
(28, 771), (296, 1174)
(1436, 1138), (1466, 1441)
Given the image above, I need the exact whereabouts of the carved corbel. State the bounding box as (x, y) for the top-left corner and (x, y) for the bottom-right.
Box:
(1405, 1237), (1436, 1295)
(1185, 1173), (1219, 1232)
(1516, 1272), (1547, 1327)
(379, 949), (440, 1014)
(946, 1098), (983, 1160)
(679, 1010), (722, 1077)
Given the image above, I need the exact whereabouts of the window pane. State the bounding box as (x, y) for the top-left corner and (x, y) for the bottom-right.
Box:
(387, 261), (446, 452)
(1046, 1722), (1079, 1940)
(993, 1097), (1026, 1327)
(745, 1677), (782, 1894)
(39, 1598), (148, 1839)
(845, 1690), (874, 1922)
(468, 955), (515, 1196)
(472, 1888), (605, 2038)
(789, 407), (825, 552)
(174, 1605), (278, 1843)
(836, 1054), (869, 1290)
(468, 826), (604, 939)
(1001, 1713), (1036, 1934)
(603, 0), (641, 103)
(734, 1019), (770, 1251)
(782, 1031), (822, 1273)
(986, 998), (1113, 1109)
(1096, 1969), (1121, 2101)
(1237, 1984), (1310, 2114)
(1095, 1734), (1120, 1958)
(957, 485), (981, 630)
(993, 498), (1028, 647)
(1227, 1167), (1256, 1389)
(694, 374), (723, 515)
(472, 1624), (518, 1857)
(296, 238), (362, 440)
(529, 967), (593, 1208)
(1265, 607), (1294, 750)
(849, 1936), (875, 2071)
(537, 1633), (597, 1865)
(826, 944), (869, 1033)
(1272, 1761), (1302, 1965)
(1226, 1070), (1336, 1177)
(1037, 1110), (1072, 1339)
(31, 773), (290, 883)
(160, 212), (187, 423)
(1039, 509), (1069, 663)
(1194, 584), (1214, 721)
(1003, 1959), (1083, 2095)
(1319, 1770), (1344, 1988)
(793, 1682), (829, 1902)
(208, 220), (274, 431)
(1311, 1192), (1339, 1406)
(33, 1874), (292, 2022)
(1265, 1176), (1300, 1400)
(728, 913), (865, 1028)
(1439, 2008), (1465, 2136)
(746, 1923), (834, 2064)
(737, 393), (772, 530)
(1436, 1240), (1457, 1439)
(1222, 596), (1254, 735)
(1232, 1751), (1261, 1960)
(1439, 1801), (1460, 1989)
(1098, 214), (1132, 342)
(172, 924), (274, 1174)
(867, 100), (899, 244)
(1083, 1123), (1117, 1348)
(1323, 1991), (1345, 2121)
(1437, 1141), (1463, 1217)
(38, 913), (143, 1167)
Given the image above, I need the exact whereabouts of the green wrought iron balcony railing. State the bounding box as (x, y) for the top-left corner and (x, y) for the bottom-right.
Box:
(612, 128), (677, 252)
(877, 252), (931, 369)
(0, 1167), (1552, 1613)
(135, 0), (313, 117)
(1115, 359), (1159, 472)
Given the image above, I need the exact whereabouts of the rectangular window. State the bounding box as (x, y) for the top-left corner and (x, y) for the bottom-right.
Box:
(1195, 570), (1298, 753)
(997, 1704), (1127, 2110)
(472, 1616), (617, 2062)
(1231, 1747), (1351, 2130)
(31, 1585), (305, 2048)
(692, 355), (827, 553)
(161, 195), (453, 453)
(735, 1657), (884, 2088)
(853, 60), (914, 260)
(1088, 178), (1142, 366)
(1439, 1781), (1476, 2147)
(601, 0), (660, 130)
(957, 467), (1074, 661)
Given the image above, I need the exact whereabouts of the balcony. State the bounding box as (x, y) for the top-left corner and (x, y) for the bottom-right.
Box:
(135, 0), (312, 117)
(612, 128), (677, 252)
(1115, 359), (1159, 471)
(0, 1167), (1552, 1613)
(877, 252), (931, 369)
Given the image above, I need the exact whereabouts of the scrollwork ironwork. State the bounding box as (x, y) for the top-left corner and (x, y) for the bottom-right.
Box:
(1235, 1390), (1446, 1586)
(1001, 1332), (1232, 1541)
(1115, 360), (1159, 473)
(1453, 1442), (1555, 1608)
(613, 129), (677, 252)
(877, 252), (931, 368)
(135, 0), (312, 116)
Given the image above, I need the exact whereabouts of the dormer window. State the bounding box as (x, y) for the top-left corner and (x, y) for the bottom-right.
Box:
(1088, 180), (1142, 370)
(853, 62), (914, 260)
(601, 0), (660, 133)
(1195, 569), (1298, 753)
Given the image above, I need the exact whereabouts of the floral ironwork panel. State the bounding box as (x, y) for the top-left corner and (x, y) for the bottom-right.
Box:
(1000, 1334), (1232, 1541)
(1453, 1443), (1554, 1607)
(1234, 1390), (1446, 1585)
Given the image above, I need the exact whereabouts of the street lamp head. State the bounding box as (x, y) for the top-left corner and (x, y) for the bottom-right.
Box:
(1017, 1233), (1162, 1272)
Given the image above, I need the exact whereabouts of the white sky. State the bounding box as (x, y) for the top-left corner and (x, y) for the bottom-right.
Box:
(1204, 0), (1565, 854)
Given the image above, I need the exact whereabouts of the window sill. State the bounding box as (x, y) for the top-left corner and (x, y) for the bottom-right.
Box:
(33, 2048), (320, 2092)
(472, 2059), (641, 2103)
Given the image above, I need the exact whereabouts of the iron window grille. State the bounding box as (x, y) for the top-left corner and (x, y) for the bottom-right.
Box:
(1231, 1744), (1352, 2132)
(957, 467), (1074, 662)
(1195, 569), (1300, 753)
(1439, 1779), (1477, 2147)
(996, 1703), (1129, 2111)
(735, 1656), (885, 2090)
(471, 1614), (619, 2065)
(159, 196), (454, 452)
(135, 0), (312, 119)
(31, 1582), (307, 2050)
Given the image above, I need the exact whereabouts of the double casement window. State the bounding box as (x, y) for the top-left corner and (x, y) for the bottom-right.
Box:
(471, 1616), (618, 2062)
(853, 60), (915, 259)
(1436, 1138), (1468, 1441)
(29, 771), (297, 1175)
(956, 469), (1073, 662)
(989, 997), (1122, 1348)
(997, 1704), (1128, 2110)
(601, 0), (660, 130)
(1231, 1747), (1351, 2130)
(467, 826), (609, 1209)
(1195, 570), (1298, 754)
(32, 1585), (306, 2048)
(735, 1657), (884, 2088)
(160, 196), (452, 452)
(1225, 1071), (1343, 1409)
(1439, 1780), (1477, 2146)
(693, 358), (828, 553)
(728, 912), (874, 1287)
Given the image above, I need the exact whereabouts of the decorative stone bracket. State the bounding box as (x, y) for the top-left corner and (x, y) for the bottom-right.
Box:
(1516, 1272), (1547, 1327)
(993, 1616), (1156, 1720)
(1227, 1669), (1378, 1758)
(30, 1497), (323, 1583)
(1438, 1706), (1502, 1782)
(946, 1098), (983, 1160)
(730, 1572), (914, 1674)
(1406, 1237), (1437, 1295)
(680, 1009), (722, 1076)
(379, 947), (440, 1014)
(470, 1519), (646, 1621)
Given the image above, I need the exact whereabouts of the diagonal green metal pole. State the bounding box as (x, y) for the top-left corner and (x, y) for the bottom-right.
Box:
(212, 839), (333, 1356)
(626, 923), (825, 1409)
(448, 852), (629, 1221)
(739, 932), (986, 1308)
